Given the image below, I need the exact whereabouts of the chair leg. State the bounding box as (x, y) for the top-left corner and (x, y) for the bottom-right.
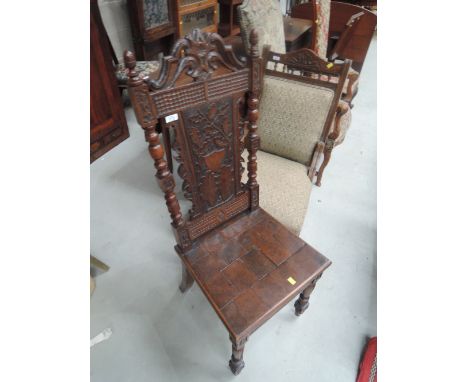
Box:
(294, 275), (322, 316)
(229, 335), (248, 375)
(343, 72), (359, 109)
(179, 262), (194, 293)
(315, 141), (334, 187)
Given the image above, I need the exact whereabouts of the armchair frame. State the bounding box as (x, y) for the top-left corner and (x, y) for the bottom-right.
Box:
(261, 46), (350, 185)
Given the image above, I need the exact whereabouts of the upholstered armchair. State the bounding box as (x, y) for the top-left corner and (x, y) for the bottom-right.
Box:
(242, 47), (350, 235)
(237, 0), (352, 143)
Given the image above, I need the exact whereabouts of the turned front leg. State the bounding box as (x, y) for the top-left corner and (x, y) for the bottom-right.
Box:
(229, 335), (248, 375)
(294, 275), (322, 316)
(179, 262), (194, 293)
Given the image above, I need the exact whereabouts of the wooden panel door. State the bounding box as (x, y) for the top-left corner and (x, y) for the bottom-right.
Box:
(90, 0), (129, 162)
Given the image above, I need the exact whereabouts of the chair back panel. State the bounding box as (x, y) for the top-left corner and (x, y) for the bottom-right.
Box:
(125, 29), (263, 251)
(259, 75), (334, 165)
(260, 47), (350, 168)
(175, 92), (247, 217)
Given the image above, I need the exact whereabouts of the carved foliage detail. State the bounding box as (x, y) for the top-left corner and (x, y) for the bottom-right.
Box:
(279, 49), (341, 75)
(182, 99), (236, 214)
(148, 29), (246, 90)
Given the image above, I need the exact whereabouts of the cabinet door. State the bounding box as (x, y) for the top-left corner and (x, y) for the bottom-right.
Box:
(90, 0), (129, 162)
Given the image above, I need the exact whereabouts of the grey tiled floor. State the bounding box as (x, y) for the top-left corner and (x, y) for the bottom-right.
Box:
(91, 36), (377, 382)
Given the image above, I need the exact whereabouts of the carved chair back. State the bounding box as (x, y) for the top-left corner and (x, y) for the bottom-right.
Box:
(260, 46), (350, 177)
(124, 29), (262, 252)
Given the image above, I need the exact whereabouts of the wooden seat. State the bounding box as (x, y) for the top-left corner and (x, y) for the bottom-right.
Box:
(183, 208), (330, 337)
(124, 28), (331, 376)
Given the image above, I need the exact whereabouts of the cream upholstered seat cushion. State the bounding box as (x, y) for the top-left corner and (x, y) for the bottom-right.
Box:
(238, 0), (286, 54)
(242, 150), (311, 235)
(258, 75), (335, 165)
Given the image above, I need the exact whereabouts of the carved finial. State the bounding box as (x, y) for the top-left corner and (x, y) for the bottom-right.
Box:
(123, 50), (141, 86)
(249, 29), (259, 58)
(124, 50), (136, 70)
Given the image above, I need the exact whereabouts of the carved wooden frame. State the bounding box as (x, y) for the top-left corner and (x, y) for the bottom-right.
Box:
(124, 28), (262, 251)
(260, 46), (351, 186)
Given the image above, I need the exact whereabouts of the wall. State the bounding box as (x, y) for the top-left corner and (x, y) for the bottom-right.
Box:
(98, 0), (134, 63)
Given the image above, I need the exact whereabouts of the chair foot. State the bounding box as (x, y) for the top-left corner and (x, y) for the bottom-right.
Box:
(179, 262), (194, 293)
(294, 275), (322, 316)
(229, 335), (247, 375)
(294, 297), (310, 316)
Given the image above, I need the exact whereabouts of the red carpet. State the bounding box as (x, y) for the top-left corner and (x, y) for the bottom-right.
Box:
(357, 337), (377, 382)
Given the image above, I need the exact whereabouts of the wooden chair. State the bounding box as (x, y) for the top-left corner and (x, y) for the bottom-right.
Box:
(329, 1), (377, 73)
(248, 46), (350, 234)
(124, 28), (331, 375)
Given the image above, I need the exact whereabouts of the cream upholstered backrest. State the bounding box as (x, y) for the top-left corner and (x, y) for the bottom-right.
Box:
(257, 75), (334, 165)
(238, 0), (286, 55)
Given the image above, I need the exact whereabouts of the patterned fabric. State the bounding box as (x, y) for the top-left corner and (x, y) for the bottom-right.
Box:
(143, 0), (169, 30)
(238, 0), (286, 55)
(315, 0), (331, 59)
(115, 60), (160, 86)
(242, 150), (311, 235)
(258, 75), (334, 165)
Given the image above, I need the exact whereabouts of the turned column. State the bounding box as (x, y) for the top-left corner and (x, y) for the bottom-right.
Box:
(247, 29), (261, 210)
(229, 335), (248, 375)
(294, 274), (322, 316)
(315, 100), (348, 187)
(124, 50), (185, 232)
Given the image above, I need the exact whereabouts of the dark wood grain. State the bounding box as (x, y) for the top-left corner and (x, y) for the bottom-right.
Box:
(125, 29), (331, 375)
(90, 0), (129, 162)
(127, 0), (177, 60)
(329, 1), (377, 73)
(283, 16), (313, 52)
(218, 0), (243, 37)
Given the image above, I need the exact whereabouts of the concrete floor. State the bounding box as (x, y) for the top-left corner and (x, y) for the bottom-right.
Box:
(91, 36), (376, 382)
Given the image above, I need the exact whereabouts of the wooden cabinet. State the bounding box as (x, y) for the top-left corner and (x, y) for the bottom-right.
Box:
(175, 0), (218, 38)
(127, 0), (177, 60)
(90, 0), (129, 162)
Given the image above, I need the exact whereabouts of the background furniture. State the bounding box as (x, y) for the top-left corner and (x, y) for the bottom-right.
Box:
(90, 0), (129, 162)
(124, 28), (331, 375)
(127, 0), (177, 60)
(291, 0), (363, 106)
(176, 0), (218, 37)
(238, 0), (285, 54)
(218, 0), (243, 37)
(329, 1), (377, 73)
(250, 47), (350, 234)
(283, 16), (313, 51)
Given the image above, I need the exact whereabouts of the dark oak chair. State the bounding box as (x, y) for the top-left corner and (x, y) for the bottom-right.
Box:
(124, 28), (331, 375)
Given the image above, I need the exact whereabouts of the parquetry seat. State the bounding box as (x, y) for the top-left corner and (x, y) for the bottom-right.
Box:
(183, 208), (330, 338)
